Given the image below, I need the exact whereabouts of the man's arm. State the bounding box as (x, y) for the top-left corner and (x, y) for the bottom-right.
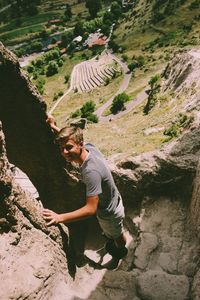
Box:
(43, 195), (99, 226)
(46, 114), (60, 134)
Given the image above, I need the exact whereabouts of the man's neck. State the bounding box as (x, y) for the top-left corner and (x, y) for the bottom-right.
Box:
(77, 148), (89, 165)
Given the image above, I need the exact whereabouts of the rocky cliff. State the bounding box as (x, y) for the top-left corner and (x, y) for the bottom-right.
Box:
(1, 43), (200, 299)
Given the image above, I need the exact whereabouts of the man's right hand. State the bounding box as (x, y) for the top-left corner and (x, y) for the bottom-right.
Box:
(46, 114), (56, 127)
(46, 114), (60, 133)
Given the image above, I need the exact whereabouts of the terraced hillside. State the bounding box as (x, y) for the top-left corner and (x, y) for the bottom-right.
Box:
(70, 53), (116, 93)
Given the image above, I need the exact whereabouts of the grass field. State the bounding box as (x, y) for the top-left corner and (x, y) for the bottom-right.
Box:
(43, 55), (85, 107)
(0, 12), (61, 35)
(0, 24), (45, 42)
(51, 72), (123, 119)
(83, 92), (187, 158)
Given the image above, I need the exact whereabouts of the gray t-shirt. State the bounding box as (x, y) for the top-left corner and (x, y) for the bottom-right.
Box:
(80, 143), (120, 217)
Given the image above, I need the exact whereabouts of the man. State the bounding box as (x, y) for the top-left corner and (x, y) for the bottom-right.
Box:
(43, 115), (128, 265)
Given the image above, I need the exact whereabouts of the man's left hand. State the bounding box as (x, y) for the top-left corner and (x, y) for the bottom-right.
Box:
(43, 209), (61, 226)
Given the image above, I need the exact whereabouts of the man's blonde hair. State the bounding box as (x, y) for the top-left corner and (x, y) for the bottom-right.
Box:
(55, 126), (83, 145)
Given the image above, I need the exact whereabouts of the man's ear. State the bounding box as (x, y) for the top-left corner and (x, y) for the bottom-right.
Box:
(80, 141), (83, 147)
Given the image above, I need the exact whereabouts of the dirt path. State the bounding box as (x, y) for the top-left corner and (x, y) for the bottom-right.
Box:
(49, 87), (72, 114)
(48, 49), (146, 119)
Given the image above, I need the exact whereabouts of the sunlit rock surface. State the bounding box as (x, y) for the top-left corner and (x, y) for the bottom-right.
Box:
(1, 43), (200, 299)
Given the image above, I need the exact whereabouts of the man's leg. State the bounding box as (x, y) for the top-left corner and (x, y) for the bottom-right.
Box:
(114, 232), (127, 248)
(105, 232), (128, 260)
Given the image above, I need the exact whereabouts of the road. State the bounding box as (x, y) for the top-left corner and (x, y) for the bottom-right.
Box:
(49, 50), (147, 120)
(95, 50), (132, 119)
(98, 90), (147, 122)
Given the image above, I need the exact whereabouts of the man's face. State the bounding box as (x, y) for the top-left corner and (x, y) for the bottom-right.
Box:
(59, 139), (82, 162)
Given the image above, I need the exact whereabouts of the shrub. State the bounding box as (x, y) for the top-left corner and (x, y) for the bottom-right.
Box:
(53, 93), (59, 101)
(58, 59), (64, 67)
(164, 113), (194, 140)
(121, 54), (128, 62)
(58, 91), (64, 97)
(80, 100), (95, 118)
(86, 113), (99, 123)
(71, 101), (98, 123)
(36, 77), (45, 95)
(137, 55), (145, 67)
(64, 75), (70, 83)
(71, 109), (81, 118)
(104, 77), (110, 86)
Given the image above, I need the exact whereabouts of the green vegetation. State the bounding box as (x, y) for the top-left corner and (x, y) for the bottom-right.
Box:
(14, 40), (43, 57)
(71, 100), (99, 123)
(111, 92), (130, 114)
(1, 0), (199, 157)
(9, 0), (41, 19)
(189, 0), (200, 9)
(151, 0), (187, 23)
(36, 77), (45, 94)
(163, 113), (194, 141)
(64, 4), (72, 21)
(143, 74), (161, 114)
(27, 48), (63, 78)
(64, 74), (70, 83)
(86, 0), (102, 18)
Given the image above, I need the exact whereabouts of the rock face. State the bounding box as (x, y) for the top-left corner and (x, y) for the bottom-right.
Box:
(1, 43), (200, 299)
(0, 42), (84, 213)
(163, 50), (200, 114)
(0, 124), (73, 300)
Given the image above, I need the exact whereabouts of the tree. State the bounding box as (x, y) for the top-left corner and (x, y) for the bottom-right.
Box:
(64, 4), (72, 20)
(110, 92), (129, 114)
(71, 101), (98, 123)
(87, 113), (98, 123)
(80, 101), (95, 118)
(108, 40), (119, 52)
(61, 31), (74, 47)
(46, 61), (59, 76)
(27, 3), (38, 16)
(143, 74), (161, 114)
(86, 0), (102, 18)
(110, 1), (122, 20)
(74, 21), (84, 36)
(36, 77), (45, 94)
(44, 48), (61, 62)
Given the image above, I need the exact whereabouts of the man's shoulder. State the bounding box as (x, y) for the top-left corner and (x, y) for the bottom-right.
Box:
(85, 143), (96, 151)
(85, 143), (104, 158)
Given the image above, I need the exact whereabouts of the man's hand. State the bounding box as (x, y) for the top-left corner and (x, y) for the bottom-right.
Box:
(46, 114), (60, 133)
(43, 208), (61, 226)
(46, 114), (56, 127)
